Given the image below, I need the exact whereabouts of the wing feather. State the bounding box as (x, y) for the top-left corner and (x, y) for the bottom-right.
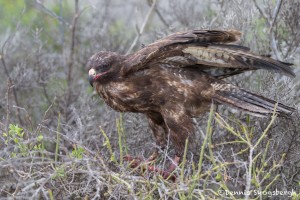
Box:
(121, 30), (295, 78)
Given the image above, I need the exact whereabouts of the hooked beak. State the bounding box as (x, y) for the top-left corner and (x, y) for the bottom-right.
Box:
(88, 68), (96, 87)
(89, 76), (94, 87)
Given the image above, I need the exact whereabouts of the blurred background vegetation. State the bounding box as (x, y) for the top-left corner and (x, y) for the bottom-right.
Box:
(0, 0), (299, 199)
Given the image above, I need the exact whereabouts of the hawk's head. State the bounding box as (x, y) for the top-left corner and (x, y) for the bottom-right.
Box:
(87, 51), (122, 87)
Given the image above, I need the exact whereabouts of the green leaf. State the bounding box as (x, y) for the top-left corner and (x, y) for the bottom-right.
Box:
(14, 138), (19, 143)
(215, 173), (222, 182)
(37, 135), (43, 141)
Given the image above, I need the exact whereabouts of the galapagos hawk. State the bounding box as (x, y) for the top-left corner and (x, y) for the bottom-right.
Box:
(87, 30), (295, 178)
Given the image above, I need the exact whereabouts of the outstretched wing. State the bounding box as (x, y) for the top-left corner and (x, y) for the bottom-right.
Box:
(122, 30), (295, 78)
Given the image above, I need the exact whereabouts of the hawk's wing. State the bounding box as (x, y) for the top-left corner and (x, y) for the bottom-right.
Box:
(122, 30), (295, 78)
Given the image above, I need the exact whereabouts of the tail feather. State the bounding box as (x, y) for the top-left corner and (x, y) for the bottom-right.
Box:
(233, 54), (295, 77)
(212, 84), (295, 117)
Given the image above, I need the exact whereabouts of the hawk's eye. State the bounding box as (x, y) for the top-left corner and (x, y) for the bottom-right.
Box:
(102, 64), (109, 69)
(98, 64), (110, 72)
(95, 64), (109, 72)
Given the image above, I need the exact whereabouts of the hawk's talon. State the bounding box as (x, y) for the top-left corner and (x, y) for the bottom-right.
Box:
(123, 155), (144, 168)
(147, 165), (177, 181)
(124, 153), (179, 181)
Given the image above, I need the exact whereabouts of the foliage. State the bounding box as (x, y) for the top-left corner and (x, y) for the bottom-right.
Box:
(2, 124), (44, 158)
(71, 145), (85, 159)
(0, 0), (299, 199)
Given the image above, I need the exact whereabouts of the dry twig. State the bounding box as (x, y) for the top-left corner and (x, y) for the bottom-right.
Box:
(126, 0), (157, 54)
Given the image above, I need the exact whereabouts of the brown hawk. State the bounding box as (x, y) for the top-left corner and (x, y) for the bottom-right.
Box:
(87, 30), (295, 177)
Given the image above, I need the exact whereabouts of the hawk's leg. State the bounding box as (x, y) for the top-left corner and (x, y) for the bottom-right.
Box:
(141, 109), (194, 180)
(124, 109), (193, 181)
(124, 112), (167, 168)
(149, 108), (194, 179)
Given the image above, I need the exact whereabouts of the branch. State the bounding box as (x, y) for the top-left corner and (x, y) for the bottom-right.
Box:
(1, 25), (23, 126)
(270, 32), (281, 60)
(244, 148), (253, 200)
(147, 0), (169, 27)
(252, 0), (270, 25)
(35, 0), (71, 28)
(269, 0), (283, 60)
(154, 7), (169, 27)
(126, 0), (157, 55)
(66, 0), (80, 111)
(209, 0), (225, 28)
(5, 81), (10, 133)
(269, 0), (283, 33)
(253, 0), (283, 60)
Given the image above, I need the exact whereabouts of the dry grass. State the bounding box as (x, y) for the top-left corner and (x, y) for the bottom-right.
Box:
(0, 0), (299, 199)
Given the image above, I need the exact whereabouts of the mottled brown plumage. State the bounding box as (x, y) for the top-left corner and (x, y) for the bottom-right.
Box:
(87, 30), (295, 171)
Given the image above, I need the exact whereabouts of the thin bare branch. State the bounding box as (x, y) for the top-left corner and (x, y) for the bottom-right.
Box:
(269, 0), (283, 33)
(253, 0), (283, 59)
(209, 0), (225, 28)
(1, 26), (23, 126)
(126, 0), (157, 54)
(269, 0), (283, 60)
(147, 0), (169, 27)
(66, 0), (80, 113)
(252, 0), (270, 25)
(35, 0), (71, 28)
(154, 7), (170, 27)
